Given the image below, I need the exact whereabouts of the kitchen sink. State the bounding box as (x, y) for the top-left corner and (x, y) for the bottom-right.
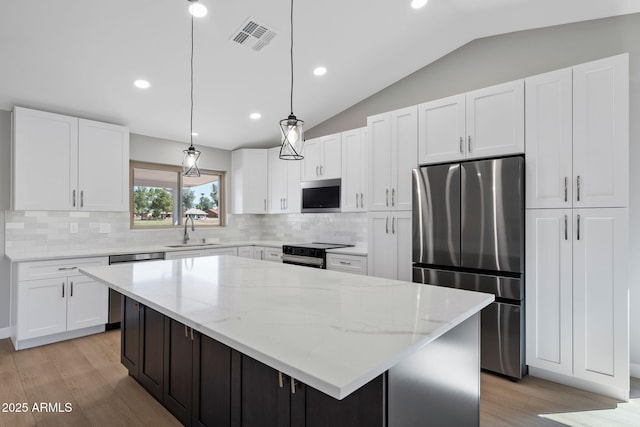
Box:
(165, 243), (222, 248)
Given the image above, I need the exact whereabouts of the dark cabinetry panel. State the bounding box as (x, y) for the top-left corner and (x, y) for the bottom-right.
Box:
(120, 296), (140, 377)
(164, 318), (194, 425)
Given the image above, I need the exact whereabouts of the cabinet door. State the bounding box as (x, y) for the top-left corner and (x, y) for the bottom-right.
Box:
(139, 306), (166, 402)
(341, 128), (365, 212)
(393, 212), (412, 282)
(240, 355), (291, 427)
(573, 208), (628, 390)
(205, 247), (238, 256)
(264, 247), (283, 263)
(390, 106), (417, 211)
(466, 80), (524, 159)
(268, 147), (287, 213)
(573, 54), (628, 208)
(301, 138), (322, 181)
(121, 296), (141, 378)
(192, 333), (234, 427)
(12, 107), (78, 211)
(164, 319), (193, 426)
(284, 159), (301, 213)
(525, 68), (573, 209)
(367, 112), (391, 211)
(237, 246), (254, 258)
(253, 247), (265, 261)
(525, 210), (573, 375)
(17, 278), (67, 339)
(418, 94), (466, 165)
(320, 133), (342, 179)
(232, 149), (268, 214)
(66, 275), (108, 331)
(78, 119), (130, 212)
(367, 212), (396, 279)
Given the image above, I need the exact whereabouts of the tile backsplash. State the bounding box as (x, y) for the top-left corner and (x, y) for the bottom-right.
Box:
(4, 211), (368, 256)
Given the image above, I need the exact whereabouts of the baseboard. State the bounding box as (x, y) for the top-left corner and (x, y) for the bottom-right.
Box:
(0, 326), (9, 339)
(529, 366), (629, 401)
(631, 362), (640, 379)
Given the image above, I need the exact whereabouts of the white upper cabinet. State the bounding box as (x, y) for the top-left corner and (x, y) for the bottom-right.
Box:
(12, 107), (130, 212)
(340, 127), (367, 212)
(418, 80), (524, 165)
(232, 149), (268, 214)
(572, 54), (628, 208)
(525, 54), (629, 209)
(301, 133), (341, 181)
(525, 68), (573, 208)
(368, 106), (417, 212)
(268, 147), (301, 213)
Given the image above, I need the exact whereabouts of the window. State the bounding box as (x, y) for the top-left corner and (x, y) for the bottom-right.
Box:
(130, 161), (225, 228)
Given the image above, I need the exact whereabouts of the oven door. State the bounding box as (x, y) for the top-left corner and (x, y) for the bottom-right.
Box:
(282, 254), (324, 268)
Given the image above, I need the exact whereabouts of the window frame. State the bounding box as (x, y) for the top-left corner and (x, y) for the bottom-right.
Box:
(129, 160), (226, 229)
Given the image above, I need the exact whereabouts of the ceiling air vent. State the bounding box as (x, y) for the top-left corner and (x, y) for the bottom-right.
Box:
(230, 18), (278, 52)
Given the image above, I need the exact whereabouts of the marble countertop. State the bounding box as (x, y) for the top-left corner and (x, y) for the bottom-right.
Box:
(325, 246), (367, 256)
(80, 255), (492, 400)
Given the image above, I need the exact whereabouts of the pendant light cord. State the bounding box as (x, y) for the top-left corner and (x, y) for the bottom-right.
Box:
(190, 10), (194, 147)
(289, 0), (294, 116)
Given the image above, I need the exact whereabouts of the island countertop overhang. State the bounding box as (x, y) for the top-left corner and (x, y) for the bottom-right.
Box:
(80, 255), (493, 400)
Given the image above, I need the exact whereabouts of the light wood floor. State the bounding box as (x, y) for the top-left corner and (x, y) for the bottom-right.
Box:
(0, 330), (637, 426)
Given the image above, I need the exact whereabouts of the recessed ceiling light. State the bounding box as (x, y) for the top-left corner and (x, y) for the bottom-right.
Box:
(134, 79), (150, 89)
(313, 66), (327, 76)
(191, 132), (199, 136)
(411, 0), (428, 9)
(189, 3), (207, 17)
(250, 113), (262, 120)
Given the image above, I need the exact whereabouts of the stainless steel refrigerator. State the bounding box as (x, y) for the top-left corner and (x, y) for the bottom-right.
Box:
(412, 155), (525, 379)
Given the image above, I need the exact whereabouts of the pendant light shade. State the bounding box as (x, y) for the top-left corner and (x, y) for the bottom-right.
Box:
(183, 0), (201, 176)
(279, 0), (304, 160)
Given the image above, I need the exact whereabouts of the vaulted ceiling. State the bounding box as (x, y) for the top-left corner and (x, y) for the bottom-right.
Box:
(1, 0), (639, 151)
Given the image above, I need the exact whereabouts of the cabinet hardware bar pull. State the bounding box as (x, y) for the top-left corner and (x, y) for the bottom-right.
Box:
(385, 217), (389, 234)
(80, 190), (84, 208)
(278, 372), (284, 388)
(468, 136), (472, 152)
(185, 325), (188, 338)
(577, 215), (581, 240)
(70, 281), (73, 297)
(72, 190), (76, 207)
(316, 166), (319, 176)
(392, 188), (395, 207)
(62, 282), (65, 298)
(290, 377), (296, 394)
(57, 267), (78, 271)
(386, 189), (389, 207)
(459, 137), (463, 153)
(339, 261), (352, 265)
(392, 217), (395, 234)
(360, 193), (364, 208)
(564, 215), (568, 240)
(264, 199), (267, 212)
(576, 176), (581, 202)
(191, 328), (194, 341)
(320, 165), (323, 175)
(355, 193), (358, 208)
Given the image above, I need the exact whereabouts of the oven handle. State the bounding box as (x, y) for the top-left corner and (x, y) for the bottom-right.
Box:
(282, 254), (324, 268)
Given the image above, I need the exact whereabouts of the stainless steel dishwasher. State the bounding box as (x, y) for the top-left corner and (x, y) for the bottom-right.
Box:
(107, 252), (165, 328)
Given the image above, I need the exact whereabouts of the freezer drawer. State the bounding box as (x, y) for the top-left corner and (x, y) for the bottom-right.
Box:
(412, 267), (523, 301)
(481, 301), (525, 379)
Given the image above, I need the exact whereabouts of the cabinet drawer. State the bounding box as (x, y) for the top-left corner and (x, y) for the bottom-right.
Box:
(18, 257), (108, 281)
(263, 247), (283, 262)
(165, 250), (205, 260)
(326, 254), (367, 275)
(204, 247), (238, 256)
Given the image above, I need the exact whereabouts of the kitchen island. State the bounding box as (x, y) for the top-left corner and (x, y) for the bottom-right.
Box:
(80, 255), (493, 427)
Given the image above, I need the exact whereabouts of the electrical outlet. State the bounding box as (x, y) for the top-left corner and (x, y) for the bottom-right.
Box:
(99, 223), (111, 234)
(70, 223), (79, 234)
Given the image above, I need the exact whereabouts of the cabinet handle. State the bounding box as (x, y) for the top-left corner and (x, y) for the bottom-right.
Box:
(320, 165), (323, 176)
(564, 177), (568, 202)
(70, 281), (73, 297)
(58, 266), (78, 271)
(360, 193), (364, 208)
(468, 136), (472, 152)
(459, 137), (464, 153)
(339, 261), (352, 265)
(392, 217), (396, 234)
(576, 214), (581, 241)
(385, 217), (389, 234)
(72, 190), (76, 207)
(290, 377), (297, 394)
(191, 328), (194, 341)
(134, 301), (139, 311)
(564, 215), (568, 240)
(386, 189), (389, 207)
(264, 199), (267, 212)
(576, 176), (581, 202)
(316, 166), (319, 176)
(391, 188), (395, 207)
(62, 282), (65, 298)
(80, 190), (84, 208)
(278, 372), (284, 388)
(284, 198), (287, 210)
(355, 193), (358, 208)
(184, 325), (188, 338)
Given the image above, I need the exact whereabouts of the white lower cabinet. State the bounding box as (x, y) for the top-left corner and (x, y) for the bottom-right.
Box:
(12, 257), (108, 349)
(326, 253), (367, 275)
(526, 208), (629, 398)
(165, 247), (239, 260)
(367, 211), (411, 281)
(250, 246), (282, 262)
(237, 246), (255, 258)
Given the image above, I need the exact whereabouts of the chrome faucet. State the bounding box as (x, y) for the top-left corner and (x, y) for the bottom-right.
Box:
(184, 215), (195, 244)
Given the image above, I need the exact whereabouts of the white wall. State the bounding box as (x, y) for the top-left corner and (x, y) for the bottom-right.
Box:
(0, 110), (11, 332)
(307, 13), (640, 374)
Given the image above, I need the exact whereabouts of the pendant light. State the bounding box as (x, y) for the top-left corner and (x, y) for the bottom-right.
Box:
(183, 0), (202, 177)
(279, 0), (304, 160)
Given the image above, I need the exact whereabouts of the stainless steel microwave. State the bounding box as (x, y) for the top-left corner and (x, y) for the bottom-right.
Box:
(301, 179), (341, 213)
